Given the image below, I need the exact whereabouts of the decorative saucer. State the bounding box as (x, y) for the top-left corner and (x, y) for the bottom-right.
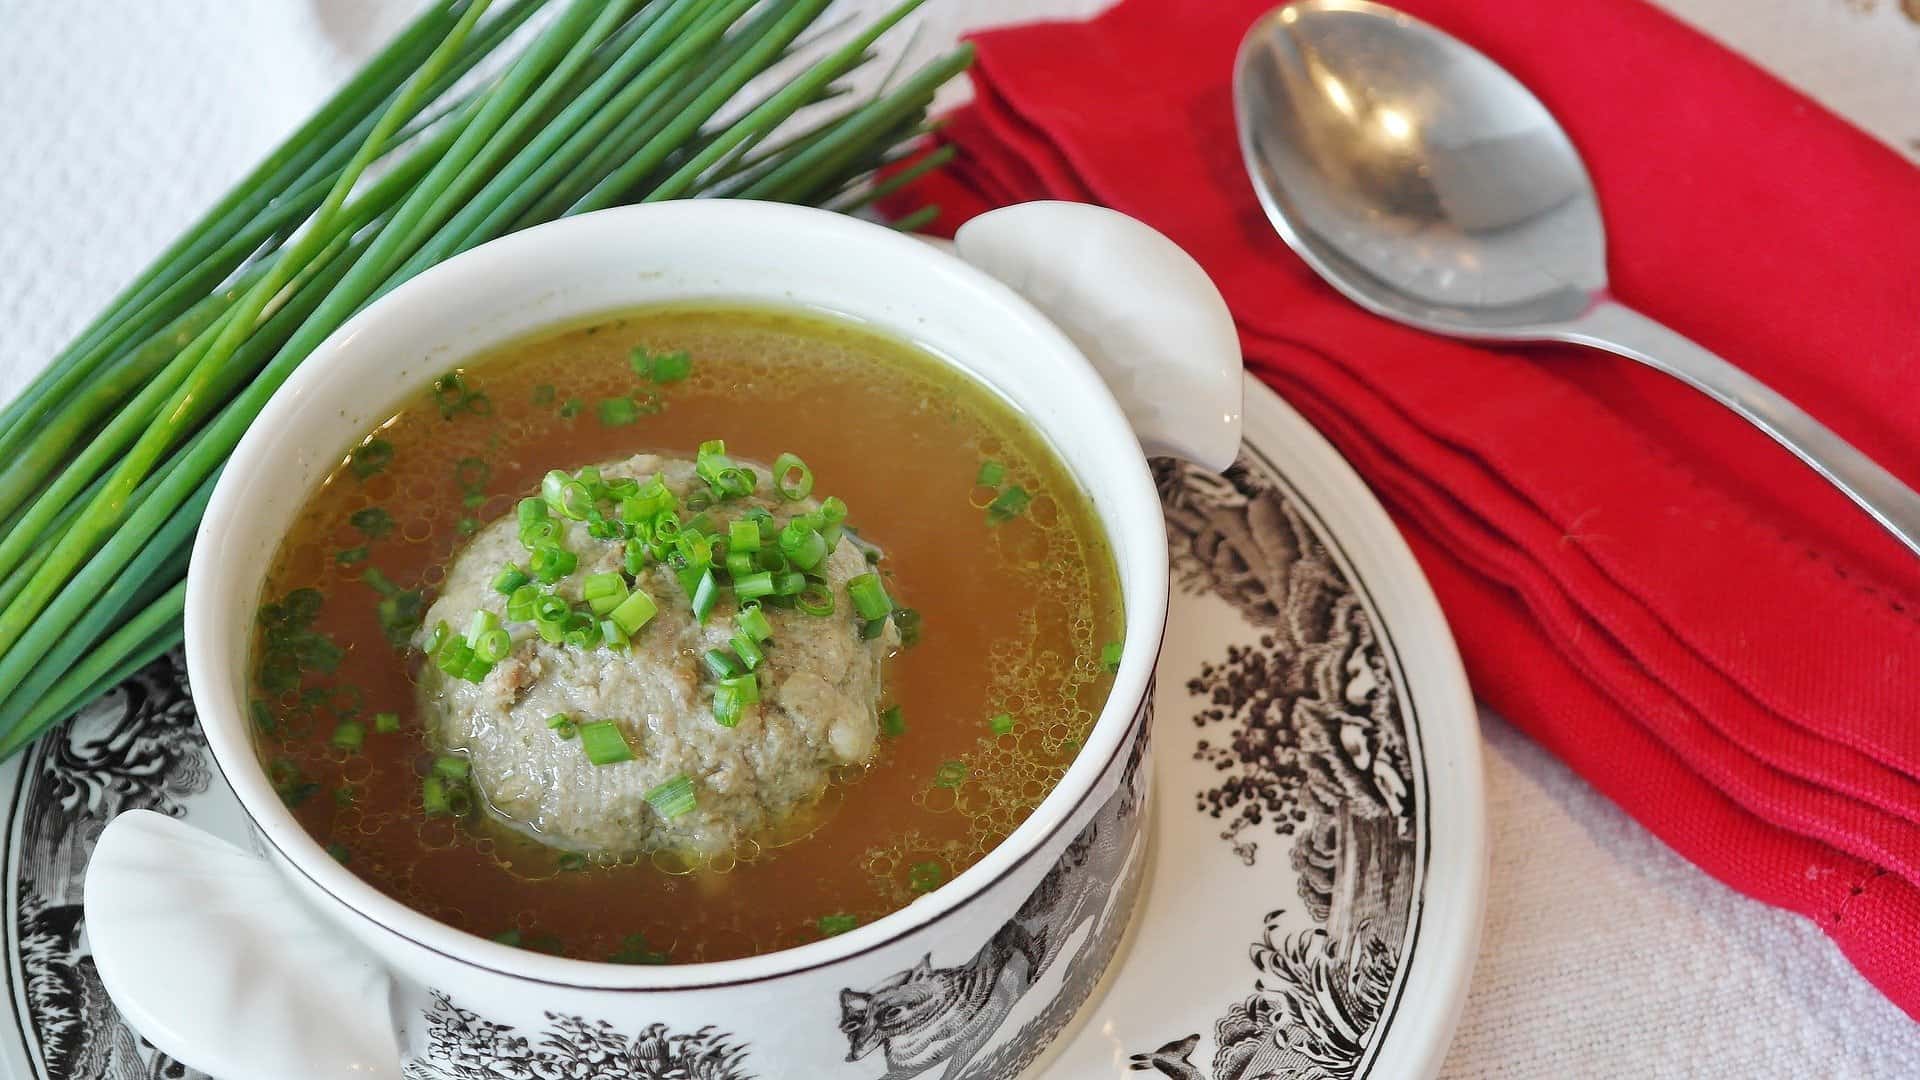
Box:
(0, 375), (1485, 1080)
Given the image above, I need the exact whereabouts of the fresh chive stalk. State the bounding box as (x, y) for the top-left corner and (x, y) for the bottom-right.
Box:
(0, 0), (969, 759)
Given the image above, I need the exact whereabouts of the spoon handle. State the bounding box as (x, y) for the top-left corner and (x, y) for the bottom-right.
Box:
(1557, 300), (1920, 558)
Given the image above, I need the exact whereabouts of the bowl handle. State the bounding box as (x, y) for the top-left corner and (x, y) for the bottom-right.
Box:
(952, 201), (1244, 472)
(84, 810), (402, 1079)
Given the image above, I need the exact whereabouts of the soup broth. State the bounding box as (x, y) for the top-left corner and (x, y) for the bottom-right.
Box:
(251, 304), (1124, 963)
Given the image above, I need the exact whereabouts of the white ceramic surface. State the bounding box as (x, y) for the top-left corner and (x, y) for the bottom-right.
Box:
(83, 200), (1244, 1079)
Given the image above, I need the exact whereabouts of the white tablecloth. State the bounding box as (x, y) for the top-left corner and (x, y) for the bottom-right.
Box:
(3, 2), (1918, 1075)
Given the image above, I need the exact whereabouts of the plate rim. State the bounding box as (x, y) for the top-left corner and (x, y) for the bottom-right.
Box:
(1235, 371), (1487, 1079)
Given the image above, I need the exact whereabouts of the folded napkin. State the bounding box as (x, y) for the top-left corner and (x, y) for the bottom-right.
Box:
(888, 0), (1920, 1015)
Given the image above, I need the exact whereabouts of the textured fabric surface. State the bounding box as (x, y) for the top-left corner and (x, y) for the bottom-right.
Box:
(2, 1), (1919, 1076)
(888, 0), (1920, 1024)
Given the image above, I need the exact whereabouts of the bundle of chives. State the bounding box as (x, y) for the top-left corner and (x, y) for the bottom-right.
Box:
(0, 0), (967, 758)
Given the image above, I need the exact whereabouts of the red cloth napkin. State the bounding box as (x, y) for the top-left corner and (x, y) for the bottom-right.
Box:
(890, 0), (1920, 1015)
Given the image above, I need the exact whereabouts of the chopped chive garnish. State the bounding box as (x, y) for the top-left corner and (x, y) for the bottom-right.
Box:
(601, 617), (631, 651)
(797, 582), (835, 617)
(558, 852), (588, 872)
(847, 573), (892, 621)
(374, 711), (401, 734)
(649, 350), (692, 383)
(645, 774), (697, 820)
(492, 929), (524, 947)
(976, 460), (1006, 486)
(530, 544), (577, 584)
(432, 371), (489, 418)
(532, 384), (556, 406)
(715, 467), (755, 499)
(731, 632), (764, 671)
(894, 607), (922, 648)
(433, 755), (471, 780)
(330, 720), (365, 753)
(519, 519), (559, 550)
(703, 649), (742, 680)
(880, 704), (906, 737)
(726, 550), (757, 578)
(908, 860), (947, 894)
(546, 713), (578, 739)
(348, 439), (393, 479)
(326, 843), (352, 865)
(933, 760), (968, 788)
(779, 521), (828, 571)
(598, 396), (639, 427)
(455, 456), (490, 491)
(987, 485), (1032, 524)
(733, 570), (775, 600)
(858, 617), (887, 641)
(423, 620), (451, 656)
(713, 674), (758, 728)
(457, 516), (480, 536)
(559, 398), (583, 419)
(737, 602), (774, 642)
(609, 933), (671, 965)
(562, 612), (603, 650)
(583, 571), (629, 615)
(722, 673), (760, 705)
(506, 585), (540, 622)
(466, 609), (501, 646)
(756, 547), (790, 574)
(422, 776), (452, 816)
(690, 569), (721, 624)
(335, 545), (369, 566)
(475, 628), (512, 663)
(989, 712), (1015, 735)
(727, 519), (760, 554)
(1101, 641), (1123, 673)
(577, 721), (634, 766)
(773, 571), (806, 597)
(333, 783), (359, 807)
(678, 530), (713, 572)
(493, 565), (531, 595)
(817, 914), (860, 937)
(350, 506), (394, 538)
(772, 452), (814, 501)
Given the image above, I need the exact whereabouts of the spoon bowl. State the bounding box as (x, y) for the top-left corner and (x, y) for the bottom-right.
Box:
(1234, 0), (1920, 555)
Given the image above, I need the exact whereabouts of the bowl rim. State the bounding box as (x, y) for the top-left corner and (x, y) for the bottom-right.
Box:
(185, 200), (1172, 990)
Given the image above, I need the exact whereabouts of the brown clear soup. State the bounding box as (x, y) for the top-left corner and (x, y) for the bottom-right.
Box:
(250, 304), (1123, 963)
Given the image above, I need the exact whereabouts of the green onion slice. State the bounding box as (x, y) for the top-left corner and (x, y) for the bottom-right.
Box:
(731, 632), (764, 671)
(703, 649), (742, 679)
(772, 453), (813, 500)
(577, 720), (633, 766)
(645, 774), (697, 820)
(847, 573), (892, 621)
(987, 485), (1032, 524)
(737, 602), (773, 643)
(609, 589), (659, 635)
(330, 720), (365, 753)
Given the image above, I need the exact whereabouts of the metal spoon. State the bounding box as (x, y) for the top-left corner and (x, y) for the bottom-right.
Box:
(1233, 0), (1920, 556)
